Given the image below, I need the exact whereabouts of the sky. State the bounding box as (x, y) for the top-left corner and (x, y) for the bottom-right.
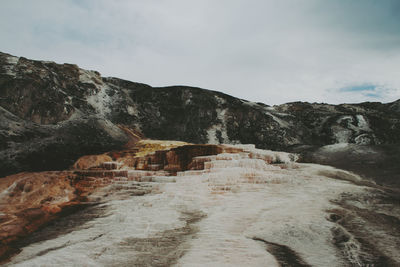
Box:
(1, 0), (400, 105)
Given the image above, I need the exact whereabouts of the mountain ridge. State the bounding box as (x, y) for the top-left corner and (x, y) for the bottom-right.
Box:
(1, 51), (399, 180)
(1, 51), (400, 266)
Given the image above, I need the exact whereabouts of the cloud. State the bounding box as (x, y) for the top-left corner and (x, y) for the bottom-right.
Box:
(0, 0), (399, 105)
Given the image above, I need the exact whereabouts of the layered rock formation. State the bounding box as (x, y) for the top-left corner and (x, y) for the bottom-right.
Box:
(1, 51), (399, 179)
(1, 142), (399, 266)
(0, 141), (291, 263)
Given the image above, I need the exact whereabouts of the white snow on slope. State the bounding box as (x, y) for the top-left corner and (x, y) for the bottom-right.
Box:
(207, 108), (229, 144)
(333, 115), (373, 144)
(80, 69), (112, 117)
(8, 148), (364, 267)
(266, 112), (290, 128)
(214, 95), (226, 105)
(2, 56), (19, 77)
(332, 126), (353, 143)
(355, 115), (371, 131)
(207, 126), (221, 144)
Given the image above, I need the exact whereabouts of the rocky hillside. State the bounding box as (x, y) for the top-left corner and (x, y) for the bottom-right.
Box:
(1, 51), (400, 177)
(1, 52), (400, 266)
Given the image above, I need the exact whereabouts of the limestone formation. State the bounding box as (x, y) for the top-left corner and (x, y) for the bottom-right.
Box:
(0, 141), (297, 263)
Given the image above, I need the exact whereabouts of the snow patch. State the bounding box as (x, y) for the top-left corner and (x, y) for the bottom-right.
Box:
(242, 100), (262, 108)
(266, 112), (290, 128)
(354, 133), (372, 145)
(2, 56), (19, 76)
(79, 69), (111, 117)
(356, 115), (371, 131)
(333, 115), (373, 144)
(80, 69), (112, 116)
(337, 115), (353, 124)
(337, 115), (371, 133)
(214, 95), (226, 105)
(79, 69), (102, 85)
(6, 56), (19, 65)
(127, 106), (137, 116)
(206, 125), (221, 144)
(320, 143), (349, 153)
(86, 85), (112, 117)
(332, 126), (352, 143)
(207, 108), (229, 144)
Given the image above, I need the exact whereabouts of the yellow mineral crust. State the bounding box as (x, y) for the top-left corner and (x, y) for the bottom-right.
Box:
(133, 140), (191, 157)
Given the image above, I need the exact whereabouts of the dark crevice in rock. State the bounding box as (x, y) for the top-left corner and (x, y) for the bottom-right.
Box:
(34, 233), (104, 258)
(252, 237), (311, 267)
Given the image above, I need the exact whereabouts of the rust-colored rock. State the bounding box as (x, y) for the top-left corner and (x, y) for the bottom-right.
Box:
(42, 204), (62, 214)
(73, 154), (113, 170)
(125, 144), (244, 173)
(0, 171), (79, 262)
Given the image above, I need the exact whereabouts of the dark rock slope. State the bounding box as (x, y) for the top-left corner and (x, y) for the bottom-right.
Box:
(1, 51), (400, 178)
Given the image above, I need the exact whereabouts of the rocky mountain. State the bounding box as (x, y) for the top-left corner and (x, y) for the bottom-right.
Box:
(1, 51), (400, 183)
(1, 51), (400, 266)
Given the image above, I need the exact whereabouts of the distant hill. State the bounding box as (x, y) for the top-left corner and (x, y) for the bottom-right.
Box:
(1, 51), (399, 181)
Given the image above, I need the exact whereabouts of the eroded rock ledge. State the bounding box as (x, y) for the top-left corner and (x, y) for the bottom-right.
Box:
(0, 141), (287, 263)
(1, 140), (399, 266)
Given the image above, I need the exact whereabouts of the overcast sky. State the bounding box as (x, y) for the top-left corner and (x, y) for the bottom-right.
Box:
(1, 0), (400, 105)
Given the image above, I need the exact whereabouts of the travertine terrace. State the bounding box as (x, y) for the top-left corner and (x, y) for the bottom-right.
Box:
(1, 141), (399, 266)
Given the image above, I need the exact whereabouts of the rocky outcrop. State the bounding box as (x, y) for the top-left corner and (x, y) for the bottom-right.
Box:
(0, 141), (290, 262)
(117, 144), (243, 173)
(3, 142), (399, 266)
(0, 171), (78, 261)
(1, 51), (399, 177)
(73, 154), (113, 170)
